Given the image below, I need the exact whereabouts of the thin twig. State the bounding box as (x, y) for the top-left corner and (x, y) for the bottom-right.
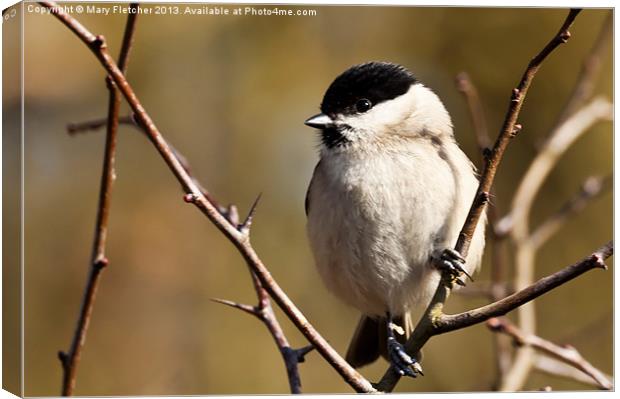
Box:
(491, 13), (612, 391)
(436, 241), (612, 332)
(535, 354), (612, 389)
(213, 213), (312, 394)
(455, 71), (512, 388)
(555, 12), (612, 126)
(67, 113), (229, 216)
(497, 97), (611, 391)
(453, 9), (581, 258)
(496, 97), (612, 239)
(529, 175), (611, 249)
(375, 240), (611, 392)
(40, 1), (375, 393)
(57, 4), (139, 396)
(67, 115), (136, 135)
(487, 317), (612, 389)
(455, 71), (491, 163)
(376, 9), (582, 392)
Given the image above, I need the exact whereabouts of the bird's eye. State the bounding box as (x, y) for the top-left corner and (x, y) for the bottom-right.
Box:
(355, 98), (372, 113)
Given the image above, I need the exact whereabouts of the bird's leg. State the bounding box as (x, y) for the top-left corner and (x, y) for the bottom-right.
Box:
(385, 312), (423, 378)
(435, 248), (473, 287)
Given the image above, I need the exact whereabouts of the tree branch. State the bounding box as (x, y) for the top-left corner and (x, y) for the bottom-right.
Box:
(454, 8), (581, 258)
(57, 5), (139, 396)
(554, 11), (612, 126)
(376, 9), (582, 392)
(535, 354), (612, 389)
(455, 71), (491, 163)
(40, 1), (375, 393)
(213, 215), (313, 394)
(487, 317), (612, 390)
(375, 241), (612, 392)
(67, 115), (136, 135)
(455, 71), (512, 388)
(437, 241), (612, 332)
(496, 96), (611, 391)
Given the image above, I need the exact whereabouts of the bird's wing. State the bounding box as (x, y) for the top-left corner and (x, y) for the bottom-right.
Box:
(305, 160), (322, 217)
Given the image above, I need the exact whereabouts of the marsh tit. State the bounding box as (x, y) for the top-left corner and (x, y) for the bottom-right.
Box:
(304, 62), (486, 377)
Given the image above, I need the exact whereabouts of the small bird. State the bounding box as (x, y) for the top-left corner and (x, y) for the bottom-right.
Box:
(304, 61), (486, 377)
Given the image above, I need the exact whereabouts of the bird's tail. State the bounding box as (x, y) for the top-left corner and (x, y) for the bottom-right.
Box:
(345, 313), (415, 368)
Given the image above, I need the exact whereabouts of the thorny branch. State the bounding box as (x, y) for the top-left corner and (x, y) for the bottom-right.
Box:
(454, 8), (581, 258)
(57, 5), (139, 396)
(492, 12), (612, 392)
(487, 318), (612, 390)
(376, 9), (584, 392)
(376, 240), (613, 391)
(455, 71), (512, 387)
(212, 270), (315, 394)
(211, 200), (314, 394)
(457, 12), (612, 392)
(40, 1), (375, 393)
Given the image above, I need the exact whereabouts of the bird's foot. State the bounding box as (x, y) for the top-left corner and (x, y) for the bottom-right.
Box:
(436, 248), (473, 287)
(387, 336), (423, 378)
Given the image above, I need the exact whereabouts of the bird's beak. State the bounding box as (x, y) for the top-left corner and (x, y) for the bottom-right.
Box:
(304, 113), (334, 129)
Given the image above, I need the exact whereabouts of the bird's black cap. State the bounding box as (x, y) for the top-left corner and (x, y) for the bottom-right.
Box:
(320, 61), (418, 116)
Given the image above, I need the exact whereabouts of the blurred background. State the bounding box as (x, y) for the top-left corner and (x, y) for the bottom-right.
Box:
(3, 2), (613, 395)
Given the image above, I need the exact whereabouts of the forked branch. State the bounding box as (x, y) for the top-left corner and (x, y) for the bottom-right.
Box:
(40, 1), (375, 393)
(57, 5), (139, 396)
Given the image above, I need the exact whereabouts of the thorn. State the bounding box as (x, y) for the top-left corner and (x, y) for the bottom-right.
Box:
(482, 147), (493, 161)
(295, 344), (315, 363)
(58, 350), (68, 366)
(210, 297), (257, 316)
(591, 253), (607, 270)
(455, 278), (466, 287)
(511, 88), (521, 103)
(239, 193), (262, 235)
(510, 124), (523, 138)
(476, 191), (490, 207)
(183, 193), (197, 203)
(92, 34), (107, 49)
(94, 257), (109, 270)
(559, 31), (571, 43)
(412, 362), (424, 376)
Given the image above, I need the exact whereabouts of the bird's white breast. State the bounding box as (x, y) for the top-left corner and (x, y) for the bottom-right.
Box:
(306, 136), (483, 316)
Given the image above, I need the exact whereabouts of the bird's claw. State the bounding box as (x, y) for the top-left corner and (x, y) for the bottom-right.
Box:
(387, 337), (423, 378)
(437, 248), (473, 286)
